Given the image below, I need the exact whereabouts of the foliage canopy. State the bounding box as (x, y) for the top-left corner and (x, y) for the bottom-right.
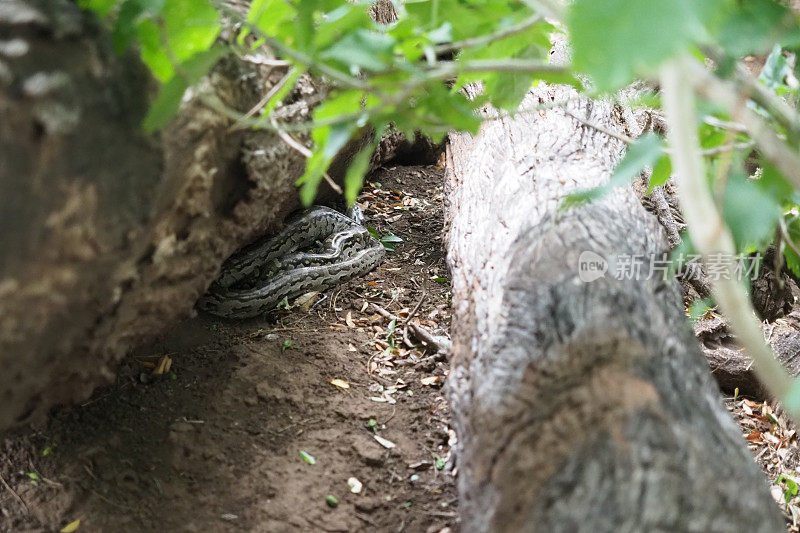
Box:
(78, 0), (800, 276)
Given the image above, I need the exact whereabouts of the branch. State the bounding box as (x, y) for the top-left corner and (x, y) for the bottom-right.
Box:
(562, 107), (634, 144)
(780, 218), (800, 262)
(661, 56), (797, 421)
(733, 62), (800, 142)
(211, 0), (369, 91)
(518, 0), (565, 21)
(426, 58), (567, 79)
(369, 303), (449, 353)
(433, 14), (543, 56)
(687, 60), (800, 191)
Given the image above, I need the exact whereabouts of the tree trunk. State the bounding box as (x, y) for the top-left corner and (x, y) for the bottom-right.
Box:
(444, 83), (784, 531)
(0, 0), (398, 431)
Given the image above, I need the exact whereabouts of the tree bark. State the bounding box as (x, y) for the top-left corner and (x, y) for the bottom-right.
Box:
(444, 83), (784, 531)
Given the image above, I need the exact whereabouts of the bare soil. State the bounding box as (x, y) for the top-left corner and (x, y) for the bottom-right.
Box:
(0, 165), (457, 533)
(5, 161), (799, 533)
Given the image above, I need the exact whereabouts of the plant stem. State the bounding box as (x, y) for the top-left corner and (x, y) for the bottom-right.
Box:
(424, 59), (566, 79)
(661, 56), (797, 421)
(433, 15), (543, 56)
(687, 60), (800, 191)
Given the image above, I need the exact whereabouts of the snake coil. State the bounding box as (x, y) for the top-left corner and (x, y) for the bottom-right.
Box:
(198, 206), (385, 318)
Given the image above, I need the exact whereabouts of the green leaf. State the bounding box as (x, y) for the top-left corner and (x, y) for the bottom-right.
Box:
(777, 474), (800, 504)
(784, 215), (800, 278)
(77, 0), (120, 16)
(344, 140), (377, 206)
(248, 0), (296, 38)
(320, 30), (396, 72)
(380, 232), (403, 251)
(113, 0), (144, 54)
(698, 122), (727, 150)
(313, 4), (373, 51)
(298, 123), (357, 206)
(142, 45), (228, 132)
(325, 494), (339, 507)
(569, 0), (720, 91)
(717, 0), (800, 56)
(688, 298), (713, 323)
(261, 67), (303, 117)
(759, 44), (791, 92)
(297, 91), (366, 205)
(609, 133), (663, 187)
(299, 450), (316, 465)
(563, 133), (663, 207)
(137, 19), (174, 82)
(756, 159), (794, 207)
(137, 0), (220, 82)
(723, 171), (781, 249)
(648, 153), (672, 192)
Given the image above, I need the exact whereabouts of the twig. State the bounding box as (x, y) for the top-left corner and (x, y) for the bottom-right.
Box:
(433, 15), (543, 56)
(425, 59), (568, 80)
(780, 219), (800, 261)
(240, 66), (295, 121)
(369, 303), (447, 353)
(733, 62), (800, 142)
(0, 472), (29, 515)
(402, 290), (427, 346)
(268, 117), (343, 194)
(212, 0), (370, 91)
(702, 115), (748, 133)
(688, 60), (800, 192)
(240, 54), (291, 67)
(698, 141), (755, 157)
(563, 106), (753, 157)
(561, 107), (634, 145)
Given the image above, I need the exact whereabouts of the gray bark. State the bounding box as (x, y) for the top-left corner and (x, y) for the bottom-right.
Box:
(444, 84), (784, 531)
(697, 313), (800, 397)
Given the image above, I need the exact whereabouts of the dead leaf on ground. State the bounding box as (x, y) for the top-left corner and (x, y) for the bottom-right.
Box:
(153, 355), (172, 375)
(330, 379), (350, 390)
(60, 520), (80, 533)
(374, 435), (396, 449)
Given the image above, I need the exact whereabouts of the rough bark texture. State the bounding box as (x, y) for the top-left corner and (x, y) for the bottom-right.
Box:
(444, 83), (784, 531)
(0, 0), (407, 431)
(697, 312), (800, 398)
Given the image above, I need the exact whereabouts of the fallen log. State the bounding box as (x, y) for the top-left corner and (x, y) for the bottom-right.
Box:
(444, 83), (783, 530)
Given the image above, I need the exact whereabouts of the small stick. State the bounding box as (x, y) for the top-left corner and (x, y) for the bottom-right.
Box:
(369, 303), (447, 353)
(0, 472), (29, 515)
(402, 291), (427, 347)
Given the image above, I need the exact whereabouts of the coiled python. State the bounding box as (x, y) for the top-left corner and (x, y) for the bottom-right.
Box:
(198, 206), (385, 319)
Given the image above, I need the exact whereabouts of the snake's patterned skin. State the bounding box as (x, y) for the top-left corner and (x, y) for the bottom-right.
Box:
(198, 207), (385, 318)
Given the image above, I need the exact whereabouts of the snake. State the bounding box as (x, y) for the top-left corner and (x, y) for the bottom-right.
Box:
(197, 206), (385, 319)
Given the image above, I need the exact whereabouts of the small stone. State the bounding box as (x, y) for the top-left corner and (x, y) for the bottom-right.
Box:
(0, 39), (29, 58)
(352, 435), (384, 466)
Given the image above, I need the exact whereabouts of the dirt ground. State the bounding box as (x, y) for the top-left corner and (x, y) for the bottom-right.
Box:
(5, 162), (800, 533)
(0, 165), (457, 533)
